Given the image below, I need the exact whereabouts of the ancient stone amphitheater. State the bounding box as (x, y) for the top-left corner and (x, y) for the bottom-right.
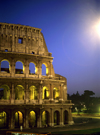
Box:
(0, 22), (73, 129)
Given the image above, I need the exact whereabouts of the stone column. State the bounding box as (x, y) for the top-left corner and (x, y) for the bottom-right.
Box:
(50, 84), (53, 101)
(10, 83), (15, 104)
(25, 83), (29, 103)
(12, 27), (15, 52)
(38, 61), (41, 78)
(25, 59), (29, 77)
(11, 59), (15, 77)
(37, 109), (42, 127)
(68, 107), (74, 125)
(49, 108), (54, 127)
(59, 84), (63, 101)
(63, 85), (67, 101)
(38, 81), (43, 104)
(49, 60), (53, 77)
(23, 110), (29, 128)
(60, 108), (64, 126)
(0, 60), (1, 72)
(9, 111), (15, 129)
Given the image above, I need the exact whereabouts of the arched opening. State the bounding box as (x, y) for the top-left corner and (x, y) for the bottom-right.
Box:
(32, 51), (35, 54)
(54, 111), (60, 125)
(29, 86), (38, 100)
(42, 63), (48, 76)
(64, 110), (68, 124)
(29, 62), (36, 74)
(53, 88), (59, 100)
(15, 61), (24, 74)
(29, 111), (37, 128)
(0, 111), (8, 128)
(42, 111), (49, 127)
(15, 85), (24, 100)
(15, 111), (23, 128)
(5, 49), (8, 52)
(1, 60), (10, 73)
(42, 86), (49, 99)
(0, 85), (10, 100)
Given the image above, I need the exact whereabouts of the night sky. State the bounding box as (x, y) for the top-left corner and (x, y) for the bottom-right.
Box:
(0, 0), (100, 96)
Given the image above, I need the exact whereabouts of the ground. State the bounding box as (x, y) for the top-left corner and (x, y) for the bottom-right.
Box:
(1, 116), (100, 135)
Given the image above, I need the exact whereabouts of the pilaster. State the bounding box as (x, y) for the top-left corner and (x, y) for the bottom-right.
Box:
(10, 83), (15, 104)
(68, 108), (74, 125)
(11, 59), (15, 77)
(25, 60), (29, 77)
(0, 61), (1, 72)
(59, 84), (63, 101)
(38, 81), (43, 104)
(24, 110), (29, 128)
(37, 109), (42, 127)
(49, 60), (53, 77)
(49, 84), (53, 101)
(60, 108), (64, 126)
(9, 111), (15, 129)
(25, 83), (29, 103)
(38, 61), (42, 78)
(12, 26), (15, 52)
(49, 108), (54, 127)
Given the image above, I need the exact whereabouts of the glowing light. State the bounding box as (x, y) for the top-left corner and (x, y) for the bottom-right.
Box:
(35, 66), (37, 74)
(42, 63), (48, 75)
(95, 20), (100, 37)
(42, 86), (49, 99)
(29, 86), (37, 100)
(54, 88), (59, 99)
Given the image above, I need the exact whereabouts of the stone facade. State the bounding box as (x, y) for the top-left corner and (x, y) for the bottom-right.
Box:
(0, 22), (74, 129)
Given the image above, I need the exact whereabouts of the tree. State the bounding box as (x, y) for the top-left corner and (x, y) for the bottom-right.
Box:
(68, 91), (82, 113)
(81, 90), (95, 112)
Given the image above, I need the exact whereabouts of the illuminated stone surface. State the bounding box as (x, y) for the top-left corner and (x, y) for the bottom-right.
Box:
(0, 22), (74, 129)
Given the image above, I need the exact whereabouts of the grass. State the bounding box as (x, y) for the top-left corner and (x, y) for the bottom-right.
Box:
(72, 112), (100, 115)
(52, 127), (100, 134)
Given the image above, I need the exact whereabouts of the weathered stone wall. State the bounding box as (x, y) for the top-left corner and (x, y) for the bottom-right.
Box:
(0, 22), (74, 128)
(0, 22), (50, 55)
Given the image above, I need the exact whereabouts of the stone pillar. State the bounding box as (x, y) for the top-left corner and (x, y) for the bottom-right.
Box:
(12, 27), (15, 52)
(63, 85), (67, 101)
(50, 84), (53, 101)
(25, 60), (29, 77)
(37, 109), (42, 127)
(49, 108), (54, 127)
(59, 84), (63, 101)
(25, 83), (29, 103)
(38, 81), (43, 104)
(68, 108), (74, 125)
(49, 60), (53, 77)
(0, 60), (1, 72)
(38, 61), (41, 78)
(23, 110), (29, 128)
(9, 111), (15, 129)
(11, 59), (15, 77)
(60, 108), (64, 126)
(10, 83), (15, 104)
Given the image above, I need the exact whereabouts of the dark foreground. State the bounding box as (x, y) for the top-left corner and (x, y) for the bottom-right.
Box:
(1, 117), (100, 135)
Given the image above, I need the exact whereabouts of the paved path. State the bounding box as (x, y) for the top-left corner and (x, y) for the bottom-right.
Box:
(1, 116), (100, 135)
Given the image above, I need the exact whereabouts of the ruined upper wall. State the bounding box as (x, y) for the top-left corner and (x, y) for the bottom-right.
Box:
(0, 23), (51, 56)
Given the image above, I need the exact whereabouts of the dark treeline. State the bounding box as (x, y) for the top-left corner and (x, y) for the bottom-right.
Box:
(68, 90), (100, 113)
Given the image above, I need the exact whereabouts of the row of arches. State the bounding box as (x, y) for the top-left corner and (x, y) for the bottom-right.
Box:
(0, 60), (48, 75)
(0, 110), (68, 128)
(0, 84), (60, 100)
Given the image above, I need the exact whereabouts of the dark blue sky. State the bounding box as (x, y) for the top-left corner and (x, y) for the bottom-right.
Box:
(0, 0), (100, 96)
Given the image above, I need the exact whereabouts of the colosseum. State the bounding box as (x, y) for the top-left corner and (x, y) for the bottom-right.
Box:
(0, 22), (74, 129)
